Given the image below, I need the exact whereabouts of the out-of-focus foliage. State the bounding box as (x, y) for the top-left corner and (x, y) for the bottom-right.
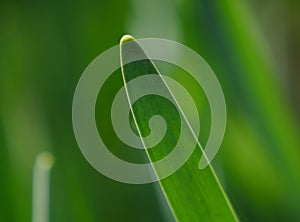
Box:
(0, 0), (299, 221)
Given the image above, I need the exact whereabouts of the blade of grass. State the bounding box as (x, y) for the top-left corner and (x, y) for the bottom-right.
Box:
(32, 152), (54, 222)
(120, 35), (238, 221)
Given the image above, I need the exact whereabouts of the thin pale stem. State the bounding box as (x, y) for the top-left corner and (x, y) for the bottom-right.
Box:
(32, 152), (54, 222)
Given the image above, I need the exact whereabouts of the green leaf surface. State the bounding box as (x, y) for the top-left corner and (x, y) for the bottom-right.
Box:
(120, 35), (238, 221)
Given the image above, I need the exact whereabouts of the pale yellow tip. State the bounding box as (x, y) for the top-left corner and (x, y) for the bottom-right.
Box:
(36, 152), (55, 170)
(120, 34), (135, 43)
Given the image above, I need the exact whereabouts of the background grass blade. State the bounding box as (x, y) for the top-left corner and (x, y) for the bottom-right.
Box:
(180, 1), (300, 220)
(32, 152), (54, 222)
(120, 35), (238, 221)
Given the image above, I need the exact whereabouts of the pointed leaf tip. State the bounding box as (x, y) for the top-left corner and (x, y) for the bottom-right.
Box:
(120, 34), (135, 44)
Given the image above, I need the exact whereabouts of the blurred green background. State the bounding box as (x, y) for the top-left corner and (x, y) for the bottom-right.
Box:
(0, 0), (300, 221)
